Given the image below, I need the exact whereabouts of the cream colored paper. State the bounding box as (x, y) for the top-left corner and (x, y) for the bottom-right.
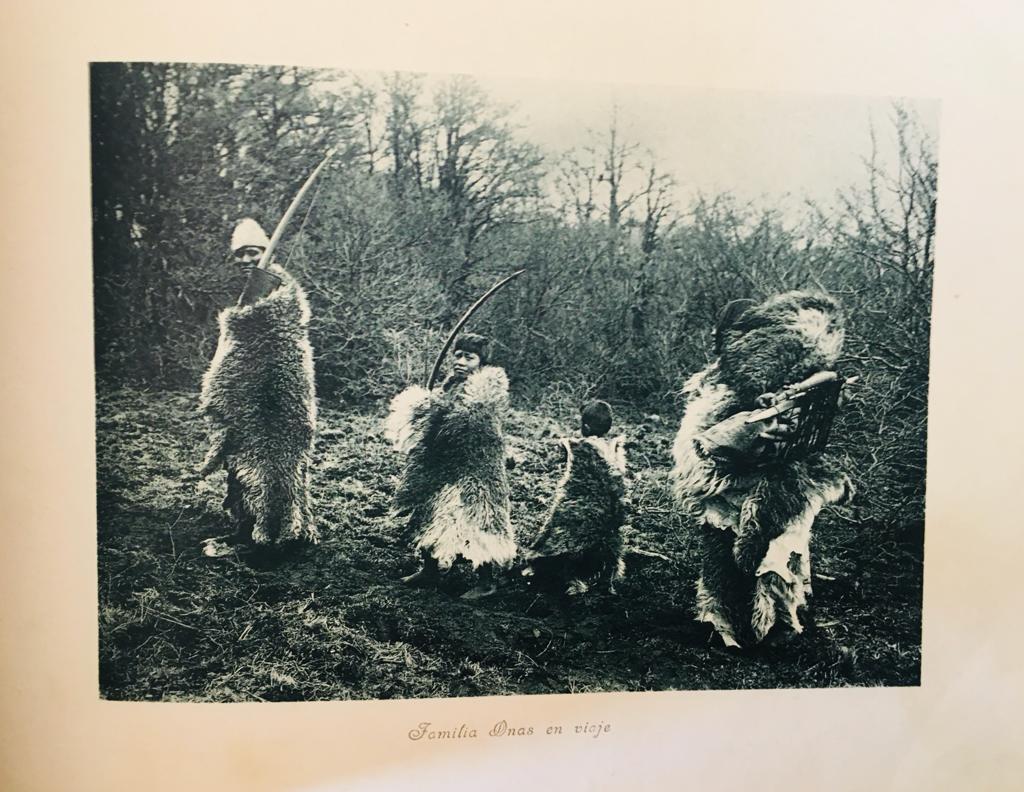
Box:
(1, 2), (1022, 790)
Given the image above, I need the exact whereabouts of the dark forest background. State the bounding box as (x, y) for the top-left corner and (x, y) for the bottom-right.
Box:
(90, 62), (937, 546)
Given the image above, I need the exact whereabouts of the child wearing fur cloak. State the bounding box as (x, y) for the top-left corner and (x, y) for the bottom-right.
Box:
(197, 218), (318, 553)
(383, 333), (515, 600)
(521, 400), (628, 597)
(670, 291), (853, 648)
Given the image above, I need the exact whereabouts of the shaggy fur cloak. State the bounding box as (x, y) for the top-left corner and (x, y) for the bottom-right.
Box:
(522, 435), (628, 594)
(384, 366), (516, 570)
(670, 291), (852, 647)
(198, 263), (318, 544)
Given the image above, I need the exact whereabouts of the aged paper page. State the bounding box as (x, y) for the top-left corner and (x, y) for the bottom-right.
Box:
(1, 1), (1022, 789)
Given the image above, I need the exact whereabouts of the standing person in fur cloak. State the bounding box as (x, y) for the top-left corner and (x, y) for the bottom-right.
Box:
(521, 400), (628, 597)
(383, 333), (515, 600)
(197, 218), (318, 554)
(670, 291), (853, 648)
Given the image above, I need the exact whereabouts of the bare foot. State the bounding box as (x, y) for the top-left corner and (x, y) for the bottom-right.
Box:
(401, 567), (437, 587)
(566, 579), (590, 597)
(201, 537), (237, 558)
(460, 584), (497, 600)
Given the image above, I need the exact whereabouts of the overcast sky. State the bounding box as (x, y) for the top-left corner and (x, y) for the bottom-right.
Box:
(438, 72), (941, 223)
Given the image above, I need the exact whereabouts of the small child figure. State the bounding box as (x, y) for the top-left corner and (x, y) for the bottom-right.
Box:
(383, 334), (516, 600)
(521, 400), (628, 596)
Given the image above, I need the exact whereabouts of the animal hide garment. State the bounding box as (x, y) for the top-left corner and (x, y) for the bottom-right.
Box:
(523, 435), (628, 591)
(384, 366), (516, 570)
(198, 263), (318, 544)
(670, 291), (852, 647)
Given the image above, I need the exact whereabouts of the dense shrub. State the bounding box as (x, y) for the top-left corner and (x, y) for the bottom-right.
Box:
(92, 63), (935, 552)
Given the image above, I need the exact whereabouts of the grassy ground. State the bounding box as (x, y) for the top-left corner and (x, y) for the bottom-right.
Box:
(96, 388), (922, 701)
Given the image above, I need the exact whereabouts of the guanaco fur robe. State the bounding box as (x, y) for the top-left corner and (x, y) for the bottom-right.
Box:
(384, 366), (516, 570)
(382, 364), (516, 569)
(671, 292), (852, 647)
(522, 435), (628, 594)
(198, 263), (318, 544)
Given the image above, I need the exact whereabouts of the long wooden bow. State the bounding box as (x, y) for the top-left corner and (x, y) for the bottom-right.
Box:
(426, 269), (526, 390)
(256, 150), (335, 271)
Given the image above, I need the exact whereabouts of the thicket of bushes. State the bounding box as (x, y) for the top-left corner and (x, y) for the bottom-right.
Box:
(91, 63), (936, 542)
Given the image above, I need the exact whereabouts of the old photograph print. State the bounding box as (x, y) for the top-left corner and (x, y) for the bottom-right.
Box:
(93, 62), (937, 701)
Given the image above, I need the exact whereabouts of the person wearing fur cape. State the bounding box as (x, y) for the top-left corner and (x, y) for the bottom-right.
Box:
(383, 333), (515, 600)
(670, 291), (853, 648)
(197, 218), (318, 554)
(521, 400), (628, 597)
